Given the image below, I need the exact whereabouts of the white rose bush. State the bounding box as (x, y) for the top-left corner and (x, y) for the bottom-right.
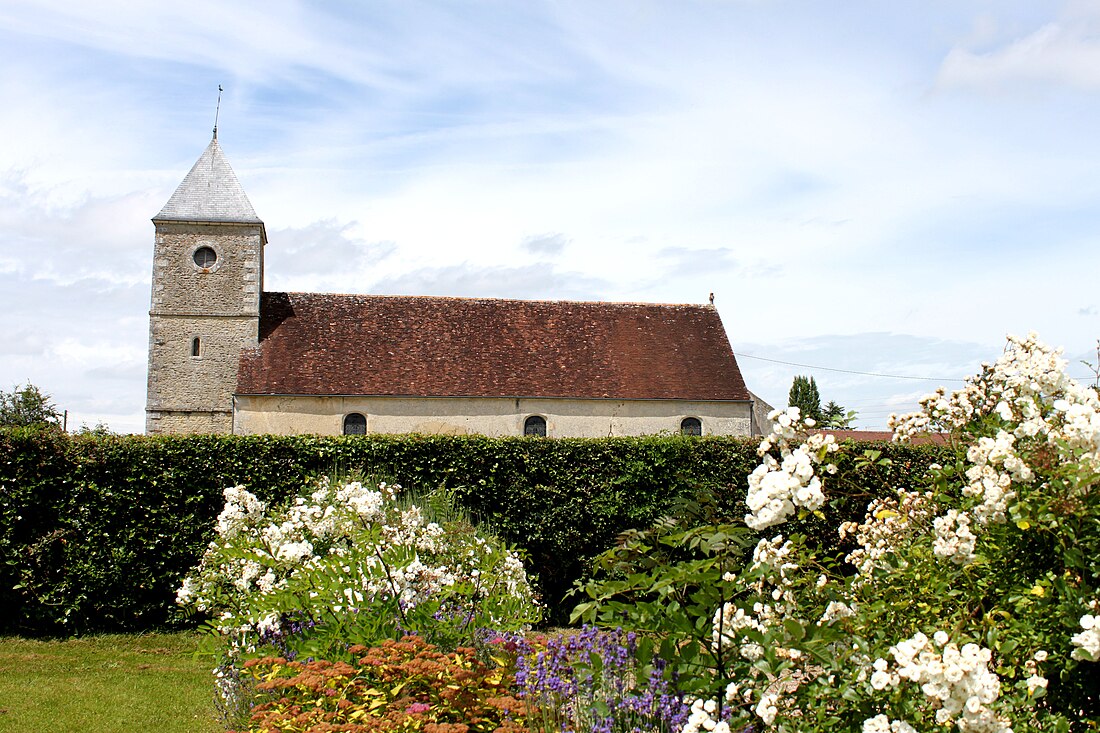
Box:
(574, 333), (1099, 732)
(176, 474), (541, 716)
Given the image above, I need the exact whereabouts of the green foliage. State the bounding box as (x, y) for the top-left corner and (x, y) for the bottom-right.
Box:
(570, 502), (757, 705)
(0, 382), (62, 429)
(237, 635), (529, 733)
(575, 334), (1100, 731)
(180, 476), (541, 666)
(1083, 339), (1100, 395)
(74, 421), (114, 436)
(821, 400), (855, 428)
(788, 375), (822, 422)
(0, 430), (946, 635)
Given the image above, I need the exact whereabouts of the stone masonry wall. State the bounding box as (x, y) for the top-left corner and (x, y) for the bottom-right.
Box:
(146, 408), (233, 434)
(146, 222), (263, 434)
(149, 223), (263, 316)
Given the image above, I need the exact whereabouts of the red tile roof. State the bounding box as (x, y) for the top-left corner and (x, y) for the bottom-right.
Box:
(236, 292), (751, 401)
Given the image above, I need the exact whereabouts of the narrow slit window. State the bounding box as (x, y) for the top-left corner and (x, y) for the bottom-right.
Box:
(681, 417), (702, 436)
(191, 337), (201, 357)
(343, 413), (367, 435)
(524, 415), (547, 437)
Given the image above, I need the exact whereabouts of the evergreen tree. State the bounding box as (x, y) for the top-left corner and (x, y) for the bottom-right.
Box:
(787, 375), (822, 422)
(821, 400), (855, 428)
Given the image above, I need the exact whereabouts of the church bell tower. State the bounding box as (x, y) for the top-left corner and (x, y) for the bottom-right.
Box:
(145, 134), (266, 434)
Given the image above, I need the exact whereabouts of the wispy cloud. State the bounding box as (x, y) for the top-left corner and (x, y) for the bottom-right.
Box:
(938, 7), (1100, 91)
(522, 233), (569, 256)
(656, 247), (782, 279)
(264, 219), (396, 293)
(0, 172), (153, 287)
(1, 2), (1098, 432)
(734, 333), (992, 430)
(372, 262), (610, 301)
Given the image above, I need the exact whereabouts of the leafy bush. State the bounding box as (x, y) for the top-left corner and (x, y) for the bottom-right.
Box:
(178, 474), (541, 719)
(0, 430), (945, 633)
(0, 382), (62, 429)
(571, 514), (758, 706)
(576, 334), (1100, 732)
(235, 635), (529, 733)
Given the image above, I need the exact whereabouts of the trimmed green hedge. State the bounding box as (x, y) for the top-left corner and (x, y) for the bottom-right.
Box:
(0, 430), (947, 634)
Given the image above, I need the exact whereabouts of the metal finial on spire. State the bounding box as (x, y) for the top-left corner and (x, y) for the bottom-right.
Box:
(213, 85), (223, 140)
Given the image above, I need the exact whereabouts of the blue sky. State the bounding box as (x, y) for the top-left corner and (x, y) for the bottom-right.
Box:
(1, 1), (1098, 433)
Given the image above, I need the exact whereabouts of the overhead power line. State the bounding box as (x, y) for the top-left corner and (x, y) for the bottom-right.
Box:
(734, 352), (967, 382)
(737, 351), (1097, 385)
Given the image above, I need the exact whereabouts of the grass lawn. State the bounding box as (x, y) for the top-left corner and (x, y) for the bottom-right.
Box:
(0, 631), (222, 733)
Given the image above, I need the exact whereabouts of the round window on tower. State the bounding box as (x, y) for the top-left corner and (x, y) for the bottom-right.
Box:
(193, 246), (218, 270)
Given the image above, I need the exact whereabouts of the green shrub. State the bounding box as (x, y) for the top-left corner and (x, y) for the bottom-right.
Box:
(236, 635), (529, 733)
(0, 430), (947, 633)
(181, 474), (541, 653)
(574, 334), (1100, 731)
(178, 474), (542, 722)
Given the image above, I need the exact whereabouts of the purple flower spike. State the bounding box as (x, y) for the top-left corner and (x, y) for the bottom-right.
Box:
(518, 626), (690, 733)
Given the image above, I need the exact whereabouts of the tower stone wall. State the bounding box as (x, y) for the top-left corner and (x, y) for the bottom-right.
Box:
(145, 221), (264, 434)
(145, 136), (266, 435)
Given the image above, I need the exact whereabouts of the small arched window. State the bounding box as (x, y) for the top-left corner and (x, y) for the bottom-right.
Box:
(681, 417), (702, 436)
(524, 415), (547, 437)
(343, 413), (367, 435)
(191, 337), (201, 357)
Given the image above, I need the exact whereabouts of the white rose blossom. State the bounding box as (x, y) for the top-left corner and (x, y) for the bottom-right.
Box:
(754, 692), (779, 726)
(746, 407), (838, 530)
(932, 509), (977, 565)
(892, 332), (1100, 507)
(840, 489), (936, 577)
(1071, 612), (1100, 662)
(718, 334), (1098, 731)
(862, 715), (917, 733)
(875, 631), (1011, 733)
(819, 600), (857, 626)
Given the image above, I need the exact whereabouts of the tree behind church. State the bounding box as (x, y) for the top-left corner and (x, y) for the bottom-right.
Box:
(787, 375), (822, 423)
(0, 383), (62, 429)
(821, 400), (855, 428)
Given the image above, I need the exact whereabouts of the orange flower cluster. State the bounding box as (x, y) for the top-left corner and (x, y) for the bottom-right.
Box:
(232, 636), (532, 733)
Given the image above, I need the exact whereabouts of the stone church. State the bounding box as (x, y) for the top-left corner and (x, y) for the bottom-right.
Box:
(145, 135), (764, 437)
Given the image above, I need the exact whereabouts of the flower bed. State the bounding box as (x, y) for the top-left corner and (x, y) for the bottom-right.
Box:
(183, 333), (1100, 732)
(574, 333), (1100, 731)
(176, 476), (541, 727)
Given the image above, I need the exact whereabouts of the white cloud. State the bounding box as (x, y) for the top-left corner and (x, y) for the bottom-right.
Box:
(50, 336), (143, 364)
(1, 2), (1098, 433)
(522, 233), (569, 256)
(372, 262), (610, 301)
(939, 9), (1100, 90)
(656, 247), (781, 279)
(0, 170), (153, 286)
(263, 219), (396, 293)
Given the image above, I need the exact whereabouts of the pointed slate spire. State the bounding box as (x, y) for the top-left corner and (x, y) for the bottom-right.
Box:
(155, 136), (262, 224)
